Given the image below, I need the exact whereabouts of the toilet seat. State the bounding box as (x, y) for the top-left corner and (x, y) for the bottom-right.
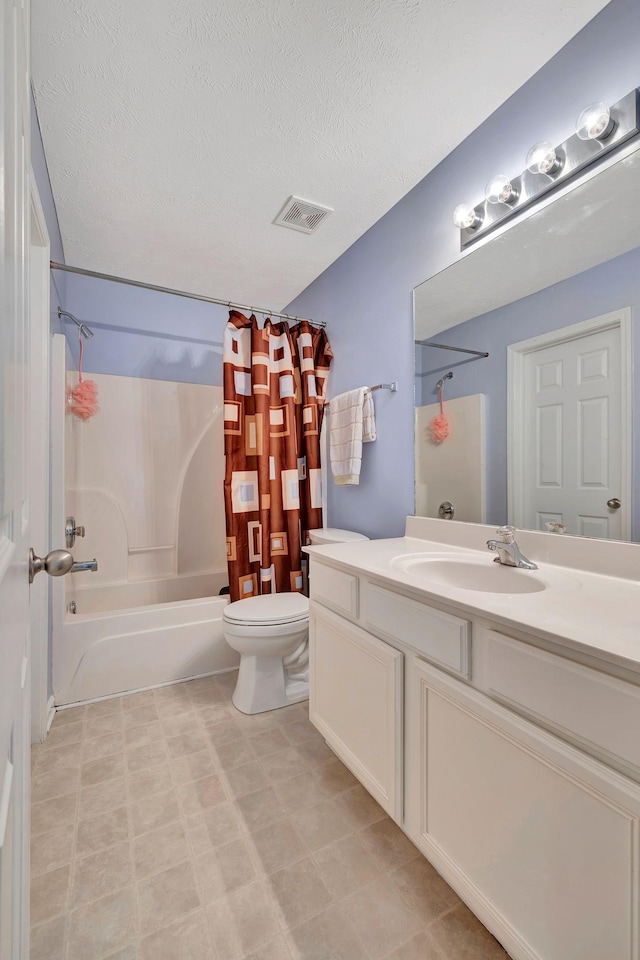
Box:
(223, 593), (309, 627)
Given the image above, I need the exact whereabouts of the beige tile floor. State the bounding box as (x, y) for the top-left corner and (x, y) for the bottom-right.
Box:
(30, 672), (509, 960)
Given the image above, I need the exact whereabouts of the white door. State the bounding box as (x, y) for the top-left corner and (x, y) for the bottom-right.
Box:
(509, 311), (631, 539)
(1, 0), (34, 954)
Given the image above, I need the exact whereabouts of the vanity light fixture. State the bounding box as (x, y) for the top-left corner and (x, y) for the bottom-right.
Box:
(453, 203), (482, 230)
(485, 174), (518, 205)
(575, 101), (615, 141)
(525, 141), (562, 176)
(454, 87), (640, 248)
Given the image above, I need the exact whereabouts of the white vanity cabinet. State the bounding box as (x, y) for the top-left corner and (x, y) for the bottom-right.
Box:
(309, 603), (403, 819)
(407, 658), (640, 960)
(308, 554), (640, 960)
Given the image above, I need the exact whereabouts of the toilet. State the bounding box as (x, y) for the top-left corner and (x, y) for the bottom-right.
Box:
(223, 528), (369, 714)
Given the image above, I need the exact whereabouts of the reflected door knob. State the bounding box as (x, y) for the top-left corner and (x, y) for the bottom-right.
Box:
(607, 498), (621, 510)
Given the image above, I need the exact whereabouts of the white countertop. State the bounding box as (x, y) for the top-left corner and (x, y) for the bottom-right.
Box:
(305, 533), (640, 677)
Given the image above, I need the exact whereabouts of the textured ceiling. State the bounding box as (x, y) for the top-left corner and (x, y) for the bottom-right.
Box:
(31, 0), (609, 309)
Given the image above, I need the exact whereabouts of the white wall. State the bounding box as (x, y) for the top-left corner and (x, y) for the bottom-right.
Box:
(64, 373), (226, 597)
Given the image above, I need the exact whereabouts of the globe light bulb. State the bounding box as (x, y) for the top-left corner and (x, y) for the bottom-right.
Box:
(526, 141), (562, 176)
(453, 203), (482, 230)
(575, 102), (614, 141)
(485, 175), (518, 205)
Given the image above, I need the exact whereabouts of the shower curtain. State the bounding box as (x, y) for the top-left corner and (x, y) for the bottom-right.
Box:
(223, 311), (333, 601)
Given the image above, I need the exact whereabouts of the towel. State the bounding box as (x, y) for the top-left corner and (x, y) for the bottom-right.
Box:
(329, 387), (377, 485)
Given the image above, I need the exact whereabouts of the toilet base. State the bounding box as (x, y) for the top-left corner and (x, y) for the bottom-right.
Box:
(232, 654), (309, 715)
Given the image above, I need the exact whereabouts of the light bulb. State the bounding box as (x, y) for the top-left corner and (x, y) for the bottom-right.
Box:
(485, 174), (518, 205)
(576, 101), (614, 141)
(526, 141), (562, 176)
(453, 203), (482, 230)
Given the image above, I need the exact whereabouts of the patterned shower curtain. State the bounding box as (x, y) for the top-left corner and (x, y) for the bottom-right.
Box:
(223, 311), (333, 601)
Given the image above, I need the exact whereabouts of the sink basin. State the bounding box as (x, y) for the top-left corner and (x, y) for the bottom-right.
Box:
(393, 556), (547, 594)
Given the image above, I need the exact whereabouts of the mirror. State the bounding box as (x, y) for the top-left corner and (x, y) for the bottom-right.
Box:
(413, 143), (640, 542)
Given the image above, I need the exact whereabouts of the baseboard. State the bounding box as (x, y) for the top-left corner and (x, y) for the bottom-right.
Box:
(55, 666), (238, 711)
(46, 696), (56, 732)
(413, 832), (541, 960)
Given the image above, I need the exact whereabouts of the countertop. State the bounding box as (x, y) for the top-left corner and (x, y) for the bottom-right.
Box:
(305, 535), (640, 677)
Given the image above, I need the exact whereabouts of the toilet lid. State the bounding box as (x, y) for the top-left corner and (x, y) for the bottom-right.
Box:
(308, 527), (369, 544)
(223, 593), (309, 626)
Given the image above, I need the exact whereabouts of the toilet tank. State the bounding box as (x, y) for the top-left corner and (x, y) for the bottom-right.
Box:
(307, 528), (369, 545)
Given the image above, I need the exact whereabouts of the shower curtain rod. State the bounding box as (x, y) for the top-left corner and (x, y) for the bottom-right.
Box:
(416, 339), (489, 358)
(49, 262), (327, 328)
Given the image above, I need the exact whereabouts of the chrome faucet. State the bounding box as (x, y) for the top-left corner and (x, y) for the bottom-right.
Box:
(71, 558), (99, 573)
(486, 526), (538, 570)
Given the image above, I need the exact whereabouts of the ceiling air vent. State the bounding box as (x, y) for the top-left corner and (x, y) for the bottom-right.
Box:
(274, 196), (333, 234)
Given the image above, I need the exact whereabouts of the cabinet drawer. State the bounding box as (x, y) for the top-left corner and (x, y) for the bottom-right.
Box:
(486, 631), (640, 777)
(364, 582), (470, 678)
(310, 562), (359, 619)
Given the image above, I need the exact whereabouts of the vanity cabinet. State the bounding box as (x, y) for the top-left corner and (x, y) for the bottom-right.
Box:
(407, 658), (640, 960)
(309, 603), (403, 820)
(308, 554), (640, 960)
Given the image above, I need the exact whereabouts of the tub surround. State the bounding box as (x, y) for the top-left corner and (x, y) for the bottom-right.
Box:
(50, 337), (237, 707)
(306, 518), (640, 960)
(64, 370), (227, 588)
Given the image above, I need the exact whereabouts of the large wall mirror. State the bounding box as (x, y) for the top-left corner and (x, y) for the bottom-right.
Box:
(413, 142), (640, 543)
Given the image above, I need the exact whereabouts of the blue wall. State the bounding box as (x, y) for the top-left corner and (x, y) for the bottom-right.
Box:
(285, 0), (640, 539)
(63, 272), (228, 385)
(417, 246), (640, 539)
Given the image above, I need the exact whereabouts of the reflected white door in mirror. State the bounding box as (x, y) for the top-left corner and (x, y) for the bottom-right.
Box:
(508, 309), (631, 540)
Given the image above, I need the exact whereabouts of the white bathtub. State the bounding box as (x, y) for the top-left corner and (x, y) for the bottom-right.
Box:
(53, 572), (239, 706)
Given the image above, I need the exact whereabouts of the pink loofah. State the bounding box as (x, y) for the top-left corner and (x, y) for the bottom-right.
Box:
(69, 333), (99, 420)
(430, 411), (450, 441)
(430, 386), (450, 442)
(70, 379), (99, 420)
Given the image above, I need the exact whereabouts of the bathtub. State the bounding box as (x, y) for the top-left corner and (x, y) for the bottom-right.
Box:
(53, 571), (239, 706)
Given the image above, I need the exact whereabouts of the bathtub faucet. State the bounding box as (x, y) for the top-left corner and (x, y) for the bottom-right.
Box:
(71, 558), (98, 573)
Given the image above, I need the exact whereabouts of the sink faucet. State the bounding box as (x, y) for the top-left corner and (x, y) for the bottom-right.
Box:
(486, 526), (538, 570)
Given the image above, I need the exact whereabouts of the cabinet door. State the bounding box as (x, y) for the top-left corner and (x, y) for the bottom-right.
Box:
(408, 659), (640, 960)
(309, 604), (403, 820)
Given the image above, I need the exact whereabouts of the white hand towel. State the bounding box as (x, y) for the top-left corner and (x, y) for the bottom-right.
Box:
(329, 387), (377, 486)
(362, 388), (376, 442)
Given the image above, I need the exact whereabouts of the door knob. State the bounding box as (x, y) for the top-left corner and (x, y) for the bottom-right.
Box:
(606, 498), (621, 510)
(29, 548), (98, 584)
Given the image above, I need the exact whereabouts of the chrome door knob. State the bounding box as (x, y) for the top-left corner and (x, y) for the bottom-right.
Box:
(29, 548), (73, 583)
(607, 498), (621, 510)
(29, 548), (99, 583)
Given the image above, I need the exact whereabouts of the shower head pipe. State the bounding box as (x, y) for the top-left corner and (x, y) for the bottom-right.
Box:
(58, 307), (94, 339)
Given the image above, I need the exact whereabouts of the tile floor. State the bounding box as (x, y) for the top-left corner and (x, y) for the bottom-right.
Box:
(30, 672), (509, 960)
